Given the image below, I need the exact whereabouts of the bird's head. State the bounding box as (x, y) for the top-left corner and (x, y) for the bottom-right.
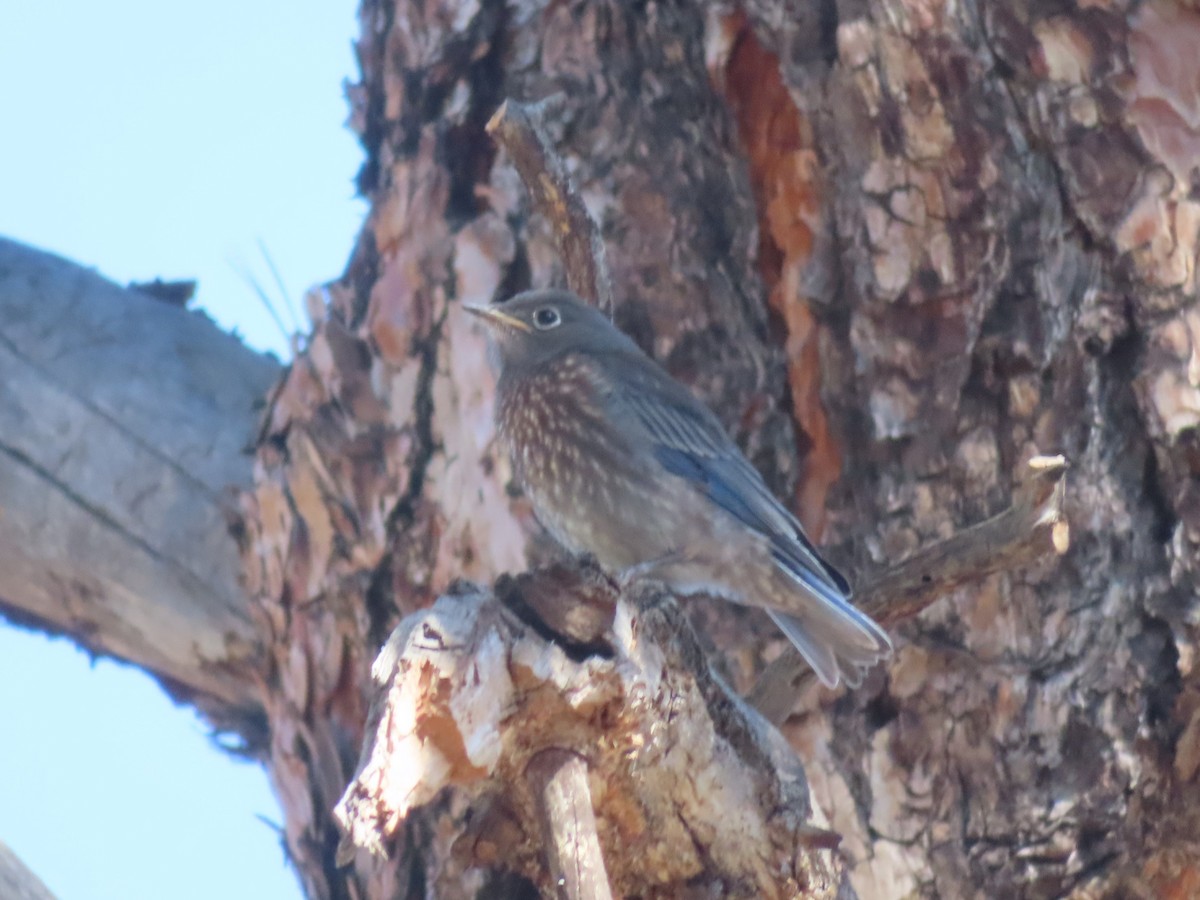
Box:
(464, 289), (626, 371)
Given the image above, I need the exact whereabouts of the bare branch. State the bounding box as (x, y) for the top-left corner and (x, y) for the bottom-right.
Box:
(749, 455), (1070, 723)
(0, 238), (279, 727)
(0, 842), (55, 900)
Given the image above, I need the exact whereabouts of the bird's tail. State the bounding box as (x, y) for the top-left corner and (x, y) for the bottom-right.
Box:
(766, 587), (892, 689)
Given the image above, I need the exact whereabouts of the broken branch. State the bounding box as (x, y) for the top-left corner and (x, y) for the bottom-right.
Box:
(333, 573), (843, 898)
(527, 749), (614, 900)
(749, 454), (1070, 723)
(486, 98), (613, 315)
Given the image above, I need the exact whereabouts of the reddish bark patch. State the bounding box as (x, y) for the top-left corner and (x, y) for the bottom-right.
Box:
(722, 17), (840, 537)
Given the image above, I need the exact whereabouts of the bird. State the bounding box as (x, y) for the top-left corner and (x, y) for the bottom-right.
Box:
(465, 288), (891, 688)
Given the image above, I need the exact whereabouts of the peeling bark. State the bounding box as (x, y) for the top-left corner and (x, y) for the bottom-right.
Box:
(735, 2), (1200, 895)
(334, 569), (843, 899)
(235, 3), (797, 895)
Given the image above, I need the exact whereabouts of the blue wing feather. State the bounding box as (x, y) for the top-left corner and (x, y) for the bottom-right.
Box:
(592, 356), (854, 602)
(583, 350), (890, 686)
(650, 442), (851, 601)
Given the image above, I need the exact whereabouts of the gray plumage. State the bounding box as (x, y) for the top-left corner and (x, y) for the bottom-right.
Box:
(466, 288), (891, 687)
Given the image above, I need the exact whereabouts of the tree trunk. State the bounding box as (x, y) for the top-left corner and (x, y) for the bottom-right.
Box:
(236, 0), (1200, 896)
(5, 0), (1198, 898)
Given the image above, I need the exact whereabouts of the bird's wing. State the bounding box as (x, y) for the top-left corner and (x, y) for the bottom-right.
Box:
(599, 356), (852, 606)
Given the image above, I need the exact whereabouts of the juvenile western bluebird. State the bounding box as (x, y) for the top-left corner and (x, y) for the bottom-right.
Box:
(466, 288), (891, 688)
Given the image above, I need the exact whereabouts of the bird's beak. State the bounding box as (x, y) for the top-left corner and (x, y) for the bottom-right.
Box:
(463, 303), (532, 333)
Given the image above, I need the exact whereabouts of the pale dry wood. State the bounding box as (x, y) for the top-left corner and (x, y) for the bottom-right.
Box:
(527, 748), (614, 900)
(0, 238), (279, 720)
(334, 572), (842, 899)
(0, 842), (56, 900)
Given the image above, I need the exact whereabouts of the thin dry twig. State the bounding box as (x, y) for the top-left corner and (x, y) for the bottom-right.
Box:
(748, 455), (1070, 724)
(486, 98), (613, 316)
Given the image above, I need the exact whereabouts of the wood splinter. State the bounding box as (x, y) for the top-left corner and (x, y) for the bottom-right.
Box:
(487, 98), (613, 317)
(526, 748), (615, 900)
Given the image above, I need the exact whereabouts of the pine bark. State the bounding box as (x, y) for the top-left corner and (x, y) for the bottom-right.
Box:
(4, 1), (1198, 898)
(235, 1), (1200, 896)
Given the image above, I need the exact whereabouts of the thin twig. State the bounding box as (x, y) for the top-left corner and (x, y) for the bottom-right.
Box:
(749, 455), (1070, 724)
(486, 98), (613, 317)
(229, 255), (294, 349)
(256, 238), (304, 334)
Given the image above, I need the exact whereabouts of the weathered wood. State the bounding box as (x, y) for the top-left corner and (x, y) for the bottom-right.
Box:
(527, 749), (614, 900)
(334, 570), (843, 899)
(0, 842), (56, 900)
(0, 238), (278, 724)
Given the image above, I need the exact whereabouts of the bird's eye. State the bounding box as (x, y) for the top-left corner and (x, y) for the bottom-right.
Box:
(532, 306), (561, 330)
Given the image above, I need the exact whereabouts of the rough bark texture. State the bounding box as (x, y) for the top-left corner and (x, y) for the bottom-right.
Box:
(235, 3), (802, 895)
(766, 5), (1200, 896)
(230, 0), (1200, 896)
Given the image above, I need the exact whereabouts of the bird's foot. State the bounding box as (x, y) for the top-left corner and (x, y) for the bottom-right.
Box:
(616, 550), (688, 592)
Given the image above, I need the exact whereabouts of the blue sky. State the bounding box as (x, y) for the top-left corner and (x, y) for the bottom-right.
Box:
(0, 1), (365, 896)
